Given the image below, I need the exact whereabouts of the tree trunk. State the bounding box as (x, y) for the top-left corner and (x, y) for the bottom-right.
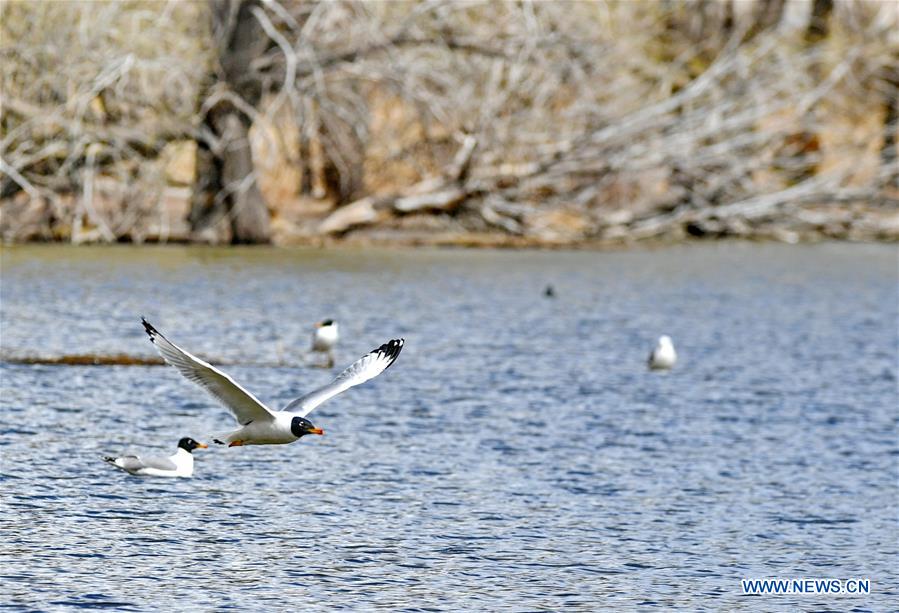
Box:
(804, 0), (833, 45)
(190, 0), (271, 244)
(744, 0), (785, 42)
(721, 0), (734, 40)
(755, 0), (785, 31)
(882, 57), (899, 188)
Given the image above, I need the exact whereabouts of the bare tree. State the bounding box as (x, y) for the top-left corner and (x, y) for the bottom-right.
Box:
(190, 0), (272, 243)
(882, 61), (899, 182)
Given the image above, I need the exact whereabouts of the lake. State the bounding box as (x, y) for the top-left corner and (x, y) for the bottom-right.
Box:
(1, 243), (896, 610)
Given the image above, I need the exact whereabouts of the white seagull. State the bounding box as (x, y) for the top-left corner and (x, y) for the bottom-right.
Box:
(103, 437), (207, 477)
(648, 335), (677, 370)
(311, 319), (339, 367)
(142, 318), (403, 447)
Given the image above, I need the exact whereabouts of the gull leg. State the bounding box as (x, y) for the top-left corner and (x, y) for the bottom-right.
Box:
(228, 440), (244, 447)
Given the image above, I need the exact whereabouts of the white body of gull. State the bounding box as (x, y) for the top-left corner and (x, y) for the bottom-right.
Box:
(311, 319), (339, 367)
(142, 318), (403, 447)
(103, 437), (207, 477)
(648, 335), (677, 370)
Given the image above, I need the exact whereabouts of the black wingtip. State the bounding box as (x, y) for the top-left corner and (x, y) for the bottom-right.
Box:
(102, 456), (116, 464)
(377, 338), (404, 369)
(141, 317), (158, 341)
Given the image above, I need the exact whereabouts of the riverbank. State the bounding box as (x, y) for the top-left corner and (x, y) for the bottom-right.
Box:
(2, 187), (897, 248)
(275, 203), (899, 248)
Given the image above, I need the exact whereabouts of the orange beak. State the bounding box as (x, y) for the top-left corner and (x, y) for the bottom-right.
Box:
(196, 442), (208, 449)
(308, 427), (324, 436)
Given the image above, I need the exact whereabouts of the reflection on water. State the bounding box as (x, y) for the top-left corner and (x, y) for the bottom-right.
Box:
(1, 243), (897, 609)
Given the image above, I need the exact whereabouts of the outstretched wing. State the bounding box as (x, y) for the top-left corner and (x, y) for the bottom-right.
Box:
(282, 338), (404, 417)
(142, 318), (275, 425)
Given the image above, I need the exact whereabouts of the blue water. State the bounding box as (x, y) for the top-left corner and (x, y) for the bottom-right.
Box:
(1, 243), (896, 610)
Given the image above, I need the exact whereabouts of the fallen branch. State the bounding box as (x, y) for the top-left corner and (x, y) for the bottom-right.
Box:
(319, 134), (478, 233)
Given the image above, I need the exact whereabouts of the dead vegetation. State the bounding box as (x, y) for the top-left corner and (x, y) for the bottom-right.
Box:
(0, 353), (302, 367)
(1, 0), (897, 246)
(2, 354), (166, 366)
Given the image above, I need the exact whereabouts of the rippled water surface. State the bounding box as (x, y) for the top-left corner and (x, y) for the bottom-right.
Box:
(1, 243), (896, 610)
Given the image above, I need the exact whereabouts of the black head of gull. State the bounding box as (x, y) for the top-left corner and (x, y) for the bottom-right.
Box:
(317, 319), (335, 328)
(178, 437), (209, 452)
(291, 416), (325, 438)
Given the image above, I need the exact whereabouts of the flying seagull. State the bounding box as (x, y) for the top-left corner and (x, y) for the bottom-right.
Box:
(103, 437), (207, 477)
(141, 318), (404, 447)
(648, 335), (677, 370)
(311, 319), (339, 367)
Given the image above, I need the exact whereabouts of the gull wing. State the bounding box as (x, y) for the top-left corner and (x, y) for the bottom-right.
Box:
(105, 454), (177, 473)
(282, 338), (404, 417)
(123, 454), (178, 472)
(142, 318), (275, 425)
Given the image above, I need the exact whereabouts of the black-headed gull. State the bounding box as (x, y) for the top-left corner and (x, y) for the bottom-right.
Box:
(103, 437), (207, 477)
(648, 335), (677, 370)
(311, 319), (339, 367)
(141, 318), (403, 447)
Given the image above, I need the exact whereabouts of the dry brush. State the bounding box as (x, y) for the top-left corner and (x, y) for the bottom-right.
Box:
(1, 0), (897, 245)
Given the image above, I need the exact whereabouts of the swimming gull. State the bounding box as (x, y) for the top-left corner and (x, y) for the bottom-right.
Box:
(103, 437), (207, 477)
(311, 319), (339, 367)
(648, 335), (677, 370)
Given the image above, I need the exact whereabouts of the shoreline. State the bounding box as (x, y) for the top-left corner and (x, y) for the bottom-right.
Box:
(2, 234), (896, 253)
(4, 199), (896, 250)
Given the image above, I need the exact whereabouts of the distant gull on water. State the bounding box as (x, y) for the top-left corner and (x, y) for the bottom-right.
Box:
(648, 335), (677, 370)
(311, 319), (339, 367)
